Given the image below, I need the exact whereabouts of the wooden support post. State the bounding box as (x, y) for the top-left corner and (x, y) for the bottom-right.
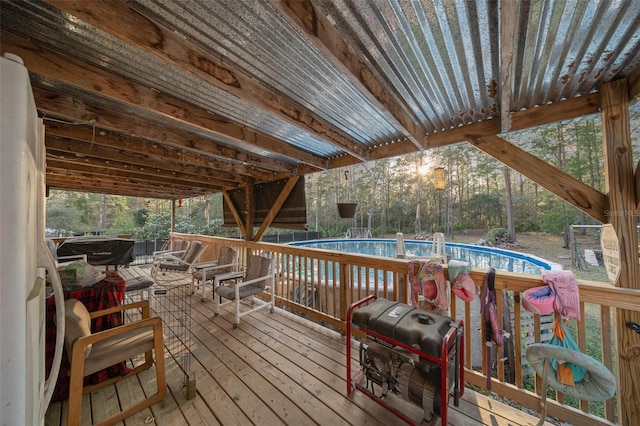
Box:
(601, 78), (640, 426)
(170, 199), (176, 233)
(245, 182), (254, 241)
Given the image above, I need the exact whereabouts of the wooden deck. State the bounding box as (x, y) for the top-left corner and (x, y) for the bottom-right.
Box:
(45, 267), (554, 426)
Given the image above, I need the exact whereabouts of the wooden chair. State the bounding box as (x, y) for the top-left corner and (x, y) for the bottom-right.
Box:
(213, 254), (274, 328)
(64, 299), (166, 426)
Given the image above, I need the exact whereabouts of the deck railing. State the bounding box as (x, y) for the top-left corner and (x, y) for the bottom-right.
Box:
(173, 232), (638, 426)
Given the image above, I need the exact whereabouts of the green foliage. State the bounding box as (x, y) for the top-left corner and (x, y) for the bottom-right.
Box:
(467, 193), (503, 228)
(539, 205), (580, 234)
(134, 209), (149, 227)
(133, 211), (172, 240)
(45, 106), (640, 241)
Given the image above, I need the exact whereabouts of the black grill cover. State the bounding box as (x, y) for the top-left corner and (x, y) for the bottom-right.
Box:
(57, 236), (135, 266)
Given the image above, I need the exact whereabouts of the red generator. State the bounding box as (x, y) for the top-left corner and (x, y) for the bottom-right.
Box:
(346, 295), (464, 425)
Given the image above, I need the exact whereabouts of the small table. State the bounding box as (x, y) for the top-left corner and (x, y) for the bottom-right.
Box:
(193, 262), (243, 299)
(45, 271), (127, 402)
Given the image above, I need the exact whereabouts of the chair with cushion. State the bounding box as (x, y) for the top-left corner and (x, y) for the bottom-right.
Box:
(191, 245), (240, 298)
(213, 254), (274, 328)
(151, 240), (206, 286)
(152, 238), (189, 260)
(64, 298), (166, 426)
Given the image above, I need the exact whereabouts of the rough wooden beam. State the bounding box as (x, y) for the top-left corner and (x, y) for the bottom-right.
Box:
(277, 0), (424, 151)
(601, 78), (640, 426)
(1, 31), (327, 170)
(468, 135), (608, 223)
(222, 192), (247, 240)
(47, 149), (237, 192)
(510, 93), (602, 132)
(43, 119), (272, 182)
(246, 183), (255, 241)
(329, 93), (603, 171)
(45, 136), (242, 186)
(636, 160), (640, 209)
(285, 92), (608, 182)
(46, 159), (226, 192)
(629, 65), (640, 101)
(499, 0), (517, 133)
(35, 87), (294, 176)
(44, 0), (363, 162)
(46, 175), (198, 199)
(47, 167), (219, 194)
(254, 176), (301, 241)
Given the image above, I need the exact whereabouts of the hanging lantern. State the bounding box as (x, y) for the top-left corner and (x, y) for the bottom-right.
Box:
(434, 167), (446, 190)
(177, 199), (183, 207)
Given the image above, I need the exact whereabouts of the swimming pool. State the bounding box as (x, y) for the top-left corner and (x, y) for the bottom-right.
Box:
(290, 238), (561, 274)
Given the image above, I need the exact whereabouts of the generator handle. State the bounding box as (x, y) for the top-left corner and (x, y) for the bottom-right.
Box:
(346, 295), (377, 394)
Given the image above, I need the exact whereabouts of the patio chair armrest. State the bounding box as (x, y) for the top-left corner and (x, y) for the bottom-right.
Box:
(194, 260), (220, 269)
(74, 316), (162, 348)
(152, 249), (187, 258)
(197, 262), (238, 274)
(152, 253), (188, 266)
(236, 273), (273, 288)
(89, 300), (151, 320)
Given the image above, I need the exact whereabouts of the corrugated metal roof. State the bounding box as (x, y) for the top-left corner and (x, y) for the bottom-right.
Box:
(126, 0), (408, 149)
(0, 0), (638, 199)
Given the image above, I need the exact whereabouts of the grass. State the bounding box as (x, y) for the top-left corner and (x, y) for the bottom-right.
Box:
(450, 230), (610, 282)
(450, 231), (613, 420)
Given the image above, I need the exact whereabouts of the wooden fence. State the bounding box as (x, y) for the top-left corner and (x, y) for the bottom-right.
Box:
(172, 232), (640, 425)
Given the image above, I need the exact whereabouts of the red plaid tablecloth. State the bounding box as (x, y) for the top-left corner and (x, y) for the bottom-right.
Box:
(45, 271), (128, 402)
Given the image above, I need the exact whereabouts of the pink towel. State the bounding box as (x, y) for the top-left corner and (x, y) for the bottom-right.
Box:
(542, 270), (580, 320)
(409, 260), (449, 314)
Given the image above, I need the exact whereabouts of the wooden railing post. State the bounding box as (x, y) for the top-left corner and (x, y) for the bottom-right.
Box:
(339, 262), (350, 323)
(601, 78), (640, 426)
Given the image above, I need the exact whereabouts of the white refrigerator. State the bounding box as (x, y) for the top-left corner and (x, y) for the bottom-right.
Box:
(0, 53), (65, 426)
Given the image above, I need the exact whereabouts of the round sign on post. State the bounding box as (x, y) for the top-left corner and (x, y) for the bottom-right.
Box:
(600, 224), (621, 284)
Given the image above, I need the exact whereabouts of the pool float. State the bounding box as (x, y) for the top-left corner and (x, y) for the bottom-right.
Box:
(525, 343), (616, 425)
(521, 285), (555, 315)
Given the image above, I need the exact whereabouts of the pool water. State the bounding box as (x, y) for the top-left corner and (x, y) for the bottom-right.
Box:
(291, 238), (561, 274)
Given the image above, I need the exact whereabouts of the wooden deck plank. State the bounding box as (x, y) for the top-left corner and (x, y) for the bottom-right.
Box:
(89, 385), (121, 425)
(191, 301), (349, 424)
(191, 299), (383, 425)
(46, 268), (559, 426)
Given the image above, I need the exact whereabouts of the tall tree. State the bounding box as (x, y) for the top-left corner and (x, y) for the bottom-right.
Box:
(503, 167), (516, 242)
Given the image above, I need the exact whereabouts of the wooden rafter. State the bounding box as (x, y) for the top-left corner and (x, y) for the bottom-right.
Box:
(467, 135), (609, 223)
(36, 89), (295, 176)
(1, 31), (327, 170)
(282, 92), (605, 179)
(44, 0), (364, 162)
(222, 192), (247, 240)
(278, 0), (424, 152)
(45, 136), (241, 186)
(499, 0), (517, 133)
(43, 120), (273, 182)
(45, 175), (199, 199)
(254, 176), (301, 241)
(46, 159), (226, 193)
(629, 65), (640, 100)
